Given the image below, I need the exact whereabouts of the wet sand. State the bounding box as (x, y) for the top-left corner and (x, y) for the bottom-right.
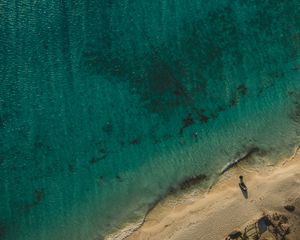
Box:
(124, 148), (300, 240)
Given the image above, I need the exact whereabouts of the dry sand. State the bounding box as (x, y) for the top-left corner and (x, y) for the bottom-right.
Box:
(125, 149), (300, 240)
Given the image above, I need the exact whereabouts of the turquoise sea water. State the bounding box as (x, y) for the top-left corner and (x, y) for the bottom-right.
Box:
(1, 0), (300, 239)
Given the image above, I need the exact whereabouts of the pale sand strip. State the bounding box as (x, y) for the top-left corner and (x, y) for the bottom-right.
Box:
(125, 149), (300, 240)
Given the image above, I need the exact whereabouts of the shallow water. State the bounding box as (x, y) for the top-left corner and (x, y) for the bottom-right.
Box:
(1, 0), (300, 239)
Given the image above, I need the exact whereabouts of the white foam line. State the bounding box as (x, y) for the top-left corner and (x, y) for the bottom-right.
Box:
(105, 218), (145, 240)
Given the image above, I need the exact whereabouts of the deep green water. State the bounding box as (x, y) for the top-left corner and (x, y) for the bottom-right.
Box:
(1, 0), (300, 239)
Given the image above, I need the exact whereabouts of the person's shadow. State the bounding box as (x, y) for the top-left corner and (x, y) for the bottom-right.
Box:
(239, 176), (248, 199)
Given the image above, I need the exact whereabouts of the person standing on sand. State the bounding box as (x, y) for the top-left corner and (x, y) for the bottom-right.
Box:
(239, 175), (247, 192)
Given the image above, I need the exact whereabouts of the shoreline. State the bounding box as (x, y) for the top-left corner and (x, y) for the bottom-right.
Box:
(107, 146), (300, 240)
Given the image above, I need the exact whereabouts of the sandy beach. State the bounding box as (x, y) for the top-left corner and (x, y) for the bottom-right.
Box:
(124, 148), (300, 240)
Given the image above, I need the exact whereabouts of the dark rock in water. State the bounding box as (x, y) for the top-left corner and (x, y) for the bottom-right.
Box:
(217, 106), (225, 112)
(98, 148), (107, 154)
(179, 174), (207, 190)
(168, 186), (177, 194)
(102, 122), (113, 133)
(116, 175), (123, 182)
(68, 163), (75, 173)
(89, 154), (107, 164)
(34, 189), (44, 205)
(230, 96), (238, 106)
(237, 84), (248, 96)
(179, 113), (195, 135)
(284, 205), (295, 212)
(20, 189), (45, 213)
(128, 138), (141, 145)
(199, 114), (209, 123)
(228, 230), (242, 239)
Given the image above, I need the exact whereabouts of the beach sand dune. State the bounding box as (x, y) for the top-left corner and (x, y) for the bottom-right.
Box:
(125, 149), (300, 240)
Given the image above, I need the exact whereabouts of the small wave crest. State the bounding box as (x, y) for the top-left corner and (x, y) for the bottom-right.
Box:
(104, 217), (145, 240)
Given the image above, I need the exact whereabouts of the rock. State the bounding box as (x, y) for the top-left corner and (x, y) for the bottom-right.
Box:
(228, 230), (242, 239)
(279, 215), (288, 223)
(284, 205), (295, 212)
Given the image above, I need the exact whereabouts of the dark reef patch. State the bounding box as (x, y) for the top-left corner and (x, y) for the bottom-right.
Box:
(162, 133), (173, 141)
(116, 175), (123, 182)
(228, 85), (249, 107)
(237, 84), (248, 96)
(93, 141), (109, 162)
(230, 96), (238, 107)
(98, 148), (107, 154)
(179, 113), (195, 135)
(291, 64), (300, 71)
(89, 154), (107, 164)
(20, 189), (45, 213)
(288, 91), (300, 123)
(199, 113), (209, 123)
(128, 138), (141, 145)
(79, 1), (300, 143)
(209, 112), (218, 120)
(80, 5), (244, 121)
(33, 189), (44, 205)
(102, 122), (113, 133)
(269, 71), (284, 79)
(217, 106), (225, 112)
(140, 58), (193, 116)
(68, 163), (75, 173)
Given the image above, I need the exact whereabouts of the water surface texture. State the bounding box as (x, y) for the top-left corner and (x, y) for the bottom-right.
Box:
(1, 0), (300, 239)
